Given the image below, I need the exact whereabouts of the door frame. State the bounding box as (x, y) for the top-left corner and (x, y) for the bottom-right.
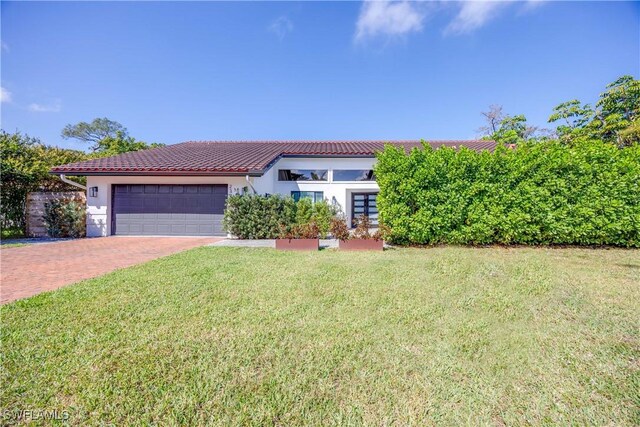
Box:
(350, 192), (379, 228)
(110, 184), (228, 236)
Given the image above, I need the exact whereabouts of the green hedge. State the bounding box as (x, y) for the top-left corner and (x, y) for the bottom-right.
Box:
(223, 194), (338, 239)
(375, 140), (640, 247)
(223, 194), (297, 239)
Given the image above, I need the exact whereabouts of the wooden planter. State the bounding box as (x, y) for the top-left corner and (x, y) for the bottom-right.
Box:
(275, 238), (319, 251)
(339, 239), (384, 251)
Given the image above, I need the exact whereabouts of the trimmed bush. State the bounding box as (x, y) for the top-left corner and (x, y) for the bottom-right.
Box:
(224, 194), (339, 239)
(223, 194), (297, 239)
(42, 198), (86, 238)
(375, 140), (640, 247)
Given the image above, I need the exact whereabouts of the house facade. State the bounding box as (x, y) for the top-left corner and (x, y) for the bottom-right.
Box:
(51, 140), (496, 237)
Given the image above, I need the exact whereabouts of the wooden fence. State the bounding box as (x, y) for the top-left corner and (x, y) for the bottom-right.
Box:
(26, 192), (86, 237)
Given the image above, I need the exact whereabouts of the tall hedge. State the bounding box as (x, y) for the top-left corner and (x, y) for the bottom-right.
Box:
(375, 140), (640, 247)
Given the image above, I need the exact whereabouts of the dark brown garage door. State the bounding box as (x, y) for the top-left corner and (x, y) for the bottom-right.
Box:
(112, 184), (227, 236)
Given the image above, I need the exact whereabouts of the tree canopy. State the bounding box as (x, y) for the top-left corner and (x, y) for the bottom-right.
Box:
(62, 117), (163, 154)
(548, 75), (639, 146)
(478, 105), (544, 145)
(62, 118), (127, 146)
(3, 118), (163, 233)
(0, 130), (89, 231)
(481, 75), (639, 147)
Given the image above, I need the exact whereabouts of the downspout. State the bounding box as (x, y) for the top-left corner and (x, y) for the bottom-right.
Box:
(59, 174), (87, 190)
(245, 175), (257, 194)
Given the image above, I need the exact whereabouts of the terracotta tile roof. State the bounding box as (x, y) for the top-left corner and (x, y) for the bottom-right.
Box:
(50, 140), (497, 176)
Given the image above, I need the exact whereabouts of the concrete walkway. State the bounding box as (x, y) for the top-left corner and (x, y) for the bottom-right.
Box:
(211, 239), (339, 249)
(1, 236), (220, 304)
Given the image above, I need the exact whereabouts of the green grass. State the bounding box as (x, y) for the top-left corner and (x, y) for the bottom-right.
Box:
(1, 227), (25, 240)
(1, 247), (638, 425)
(0, 243), (27, 249)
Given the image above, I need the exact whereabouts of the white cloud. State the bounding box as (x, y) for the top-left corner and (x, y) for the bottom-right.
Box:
(0, 87), (11, 103)
(28, 100), (62, 113)
(445, 1), (511, 35)
(268, 16), (293, 40)
(355, 1), (427, 42)
(521, 0), (547, 12)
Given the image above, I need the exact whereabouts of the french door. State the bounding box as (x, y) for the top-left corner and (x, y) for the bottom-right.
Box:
(351, 193), (378, 227)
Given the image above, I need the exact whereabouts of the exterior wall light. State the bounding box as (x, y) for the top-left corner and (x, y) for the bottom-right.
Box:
(89, 186), (98, 197)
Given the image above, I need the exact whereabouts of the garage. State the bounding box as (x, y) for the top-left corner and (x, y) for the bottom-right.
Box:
(112, 184), (227, 236)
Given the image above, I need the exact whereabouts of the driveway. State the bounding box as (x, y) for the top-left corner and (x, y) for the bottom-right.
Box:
(0, 236), (221, 304)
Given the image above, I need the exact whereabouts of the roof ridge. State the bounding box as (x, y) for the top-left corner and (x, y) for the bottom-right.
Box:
(50, 139), (498, 176)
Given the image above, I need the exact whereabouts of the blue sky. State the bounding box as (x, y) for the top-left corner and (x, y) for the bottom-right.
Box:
(1, 1), (638, 150)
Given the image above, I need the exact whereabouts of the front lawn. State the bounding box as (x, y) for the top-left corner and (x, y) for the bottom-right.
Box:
(1, 247), (638, 425)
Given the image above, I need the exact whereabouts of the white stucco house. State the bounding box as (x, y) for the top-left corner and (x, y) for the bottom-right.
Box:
(51, 140), (496, 237)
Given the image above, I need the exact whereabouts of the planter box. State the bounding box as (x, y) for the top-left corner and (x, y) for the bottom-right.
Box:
(339, 239), (384, 251)
(275, 238), (319, 251)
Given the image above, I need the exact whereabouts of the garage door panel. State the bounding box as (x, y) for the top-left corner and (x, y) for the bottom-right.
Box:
(113, 184), (227, 236)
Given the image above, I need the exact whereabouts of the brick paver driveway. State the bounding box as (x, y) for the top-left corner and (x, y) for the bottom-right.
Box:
(0, 237), (221, 304)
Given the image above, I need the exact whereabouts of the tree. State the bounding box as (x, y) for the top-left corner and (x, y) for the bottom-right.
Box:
(478, 105), (505, 136)
(62, 117), (163, 154)
(548, 100), (594, 142)
(94, 131), (164, 156)
(62, 117), (127, 149)
(0, 130), (89, 232)
(549, 75), (640, 146)
(479, 106), (542, 145)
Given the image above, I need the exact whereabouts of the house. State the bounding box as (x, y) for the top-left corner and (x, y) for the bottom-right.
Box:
(50, 140), (496, 237)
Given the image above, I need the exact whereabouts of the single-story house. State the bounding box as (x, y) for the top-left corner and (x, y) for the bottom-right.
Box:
(51, 140), (496, 237)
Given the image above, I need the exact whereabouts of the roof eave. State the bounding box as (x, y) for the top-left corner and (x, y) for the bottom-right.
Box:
(49, 170), (264, 177)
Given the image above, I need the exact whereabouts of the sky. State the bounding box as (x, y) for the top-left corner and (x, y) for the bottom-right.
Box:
(1, 1), (638, 151)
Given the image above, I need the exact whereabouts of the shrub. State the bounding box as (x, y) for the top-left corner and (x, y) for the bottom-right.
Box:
(375, 140), (640, 247)
(42, 198), (86, 238)
(279, 221), (321, 239)
(295, 198), (313, 225)
(223, 194), (297, 239)
(224, 194), (339, 239)
(311, 200), (339, 238)
(372, 224), (391, 242)
(353, 215), (373, 240)
(330, 216), (351, 241)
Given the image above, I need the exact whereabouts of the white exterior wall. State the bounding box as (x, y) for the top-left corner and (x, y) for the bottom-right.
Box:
(85, 156), (379, 237)
(262, 157), (378, 222)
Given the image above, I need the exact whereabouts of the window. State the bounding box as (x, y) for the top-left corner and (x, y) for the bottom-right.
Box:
(278, 169), (328, 181)
(333, 169), (375, 181)
(291, 191), (324, 203)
